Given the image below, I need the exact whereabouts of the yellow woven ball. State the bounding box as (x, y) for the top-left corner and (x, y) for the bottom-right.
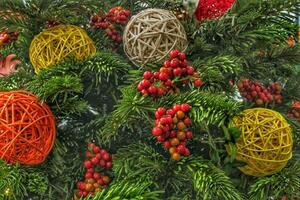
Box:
(229, 108), (293, 177)
(123, 9), (188, 66)
(29, 25), (96, 73)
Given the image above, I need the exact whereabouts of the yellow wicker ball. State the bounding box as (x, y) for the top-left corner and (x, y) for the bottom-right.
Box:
(29, 25), (96, 73)
(123, 9), (188, 66)
(228, 108), (293, 177)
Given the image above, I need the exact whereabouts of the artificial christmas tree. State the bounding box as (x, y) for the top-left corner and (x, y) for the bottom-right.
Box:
(0, 0), (299, 200)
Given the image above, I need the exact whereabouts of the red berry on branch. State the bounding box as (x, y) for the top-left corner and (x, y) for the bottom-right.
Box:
(169, 49), (180, 59)
(152, 127), (162, 136)
(143, 71), (152, 79)
(194, 79), (203, 87)
(84, 160), (92, 169)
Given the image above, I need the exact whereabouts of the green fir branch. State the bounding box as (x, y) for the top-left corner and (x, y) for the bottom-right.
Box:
(248, 162), (300, 200)
(178, 157), (245, 200)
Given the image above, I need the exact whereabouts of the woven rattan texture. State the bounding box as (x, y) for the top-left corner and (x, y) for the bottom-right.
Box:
(0, 91), (56, 165)
(229, 108), (293, 177)
(123, 9), (188, 66)
(29, 25), (96, 73)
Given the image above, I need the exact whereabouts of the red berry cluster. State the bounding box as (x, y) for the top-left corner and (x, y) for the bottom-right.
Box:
(0, 31), (19, 47)
(137, 49), (203, 97)
(90, 6), (131, 43)
(75, 143), (112, 198)
(288, 101), (300, 122)
(238, 79), (282, 105)
(152, 103), (193, 161)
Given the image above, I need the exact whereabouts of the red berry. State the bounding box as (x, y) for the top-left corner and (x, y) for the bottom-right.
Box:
(152, 127), (162, 136)
(106, 161), (112, 169)
(82, 191), (88, 197)
(186, 131), (193, 139)
(148, 86), (157, 94)
(77, 181), (86, 190)
(159, 72), (169, 81)
(141, 89), (148, 96)
(85, 172), (93, 179)
(194, 79), (202, 87)
(183, 148), (190, 157)
(137, 83), (144, 91)
(97, 178), (105, 186)
(170, 59), (180, 68)
(164, 60), (171, 68)
(169, 49), (180, 58)
(173, 68), (182, 76)
(160, 117), (169, 125)
(87, 168), (94, 173)
(100, 150), (107, 155)
(173, 104), (182, 112)
(157, 135), (165, 142)
(154, 72), (160, 79)
(103, 153), (111, 161)
(187, 66), (194, 75)
(170, 130), (176, 138)
(251, 91), (257, 97)
(99, 159), (106, 168)
(140, 79), (150, 88)
(88, 143), (96, 151)
(164, 79), (173, 86)
(91, 157), (99, 164)
(166, 109), (175, 117)
(164, 141), (171, 149)
(93, 146), (101, 153)
(157, 88), (165, 95)
(143, 71), (152, 79)
(178, 52), (186, 60)
(183, 117), (192, 125)
(84, 160), (92, 169)
(176, 144), (186, 154)
(181, 103), (190, 112)
(93, 173), (101, 180)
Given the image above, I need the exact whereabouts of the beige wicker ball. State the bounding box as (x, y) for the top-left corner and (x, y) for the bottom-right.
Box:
(123, 9), (188, 66)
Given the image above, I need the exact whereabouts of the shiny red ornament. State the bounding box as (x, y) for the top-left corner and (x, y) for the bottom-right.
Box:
(194, 0), (236, 22)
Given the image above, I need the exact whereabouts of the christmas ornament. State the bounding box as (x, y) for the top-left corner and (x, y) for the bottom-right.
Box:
(123, 9), (188, 66)
(90, 6), (131, 43)
(152, 104), (193, 161)
(172, 7), (190, 21)
(0, 91), (56, 165)
(228, 108), (293, 176)
(183, 0), (235, 22)
(0, 54), (21, 77)
(238, 79), (282, 105)
(75, 143), (113, 198)
(29, 25), (96, 73)
(136, 49), (202, 97)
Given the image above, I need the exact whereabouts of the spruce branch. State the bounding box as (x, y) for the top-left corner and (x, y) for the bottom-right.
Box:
(89, 179), (163, 200)
(98, 86), (155, 144)
(248, 162), (300, 200)
(178, 157), (245, 200)
(0, 161), (27, 200)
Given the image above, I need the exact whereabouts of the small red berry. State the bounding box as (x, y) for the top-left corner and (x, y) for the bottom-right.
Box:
(93, 146), (101, 154)
(103, 153), (111, 161)
(173, 68), (182, 76)
(164, 141), (171, 149)
(170, 59), (180, 68)
(157, 107), (166, 116)
(143, 71), (152, 79)
(140, 79), (150, 88)
(186, 131), (193, 139)
(187, 66), (194, 75)
(84, 160), (92, 169)
(172, 104), (182, 112)
(159, 72), (169, 81)
(194, 79), (203, 87)
(99, 159), (106, 168)
(91, 157), (99, 164)
(164, 60), (171, 68)
(183, 117), (192, 126)
(178, 52), (186, 60)
(166, 109), (175, 117)
(93, 172), (101, 180)
(176, 144), (186, 154)
(169, 49), (180, 58)
(157, 135), (165, 142)
(181, 103), (190, 112)
(106, 161), (112, 169)
(85, 172), (93, 179)
(152, 127), (162, 136)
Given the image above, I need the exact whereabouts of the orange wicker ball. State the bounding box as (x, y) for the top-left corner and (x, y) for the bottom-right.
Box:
(0, 91), (56, 165)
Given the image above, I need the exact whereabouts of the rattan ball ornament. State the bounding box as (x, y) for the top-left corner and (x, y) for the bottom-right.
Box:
(29, 25), (96, 73)
(228, 108), (293, 177)
(0, 91), (56, 165)
(123, 9), (188, 66)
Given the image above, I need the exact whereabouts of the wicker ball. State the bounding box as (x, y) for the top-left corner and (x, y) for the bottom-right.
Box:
(123, 9), (188, 66)
(228, 108), (293, 177)
(29, 25), (96, 73)
(0, 91), (56, 165)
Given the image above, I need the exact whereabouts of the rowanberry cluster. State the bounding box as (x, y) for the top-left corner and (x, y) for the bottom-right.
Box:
(75, 143), (112, 198)
(288, 101), (300, 122)
(137, 49), (203, 97)
(90, 6), (131, 43)
(152, 103), (193, 161)
(238, 79), (282, 105)
(0, 31), (19, 47)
